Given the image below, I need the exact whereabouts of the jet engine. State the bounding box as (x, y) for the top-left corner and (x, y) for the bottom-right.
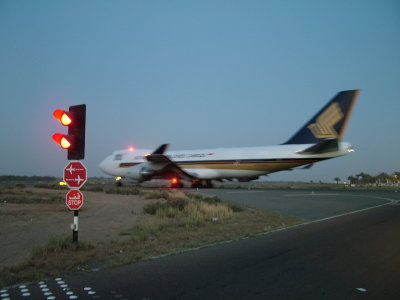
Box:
(125, 162), (168, 182)
(126, 164), (156, 181)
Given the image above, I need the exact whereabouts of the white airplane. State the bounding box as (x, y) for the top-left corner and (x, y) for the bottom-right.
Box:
(99, 90), (360, 188)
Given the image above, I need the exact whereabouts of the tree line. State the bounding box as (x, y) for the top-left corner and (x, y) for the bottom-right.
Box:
(334, 172), (400, 185)
(0, 175), (57, 182)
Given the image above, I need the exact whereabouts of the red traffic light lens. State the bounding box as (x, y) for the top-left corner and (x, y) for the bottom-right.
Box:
(53, 109), (72, 126)
(52, 133), (72, 149)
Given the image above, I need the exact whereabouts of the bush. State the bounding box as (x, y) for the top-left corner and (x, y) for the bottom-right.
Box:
(31, 235), (94, 258)
(143, 202), (165, 215)
(105, 188), (144, 195)
(144, 190), (171, 200)
(143, 197), (189, 216)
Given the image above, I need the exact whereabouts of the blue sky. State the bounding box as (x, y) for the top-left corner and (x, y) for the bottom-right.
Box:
(0, 0), (399, 182)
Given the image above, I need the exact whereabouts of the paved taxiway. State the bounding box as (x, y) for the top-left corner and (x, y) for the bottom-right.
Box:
(200, 188), (398, 220)
(3, 189), (400, 299)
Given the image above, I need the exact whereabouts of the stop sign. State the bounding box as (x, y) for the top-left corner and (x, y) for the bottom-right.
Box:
(64, 161), (87, 189)
(66, 190), (84, 210)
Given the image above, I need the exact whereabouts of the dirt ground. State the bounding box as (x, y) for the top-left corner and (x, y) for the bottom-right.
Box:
(0, 188), (153, 268)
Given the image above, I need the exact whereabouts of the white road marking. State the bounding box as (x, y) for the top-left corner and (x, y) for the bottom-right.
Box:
(283, 193), (340, 197)
(226, 191), (264, 194)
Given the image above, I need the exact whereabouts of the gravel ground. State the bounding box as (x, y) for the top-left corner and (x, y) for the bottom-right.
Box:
(0, 188), (152, 268)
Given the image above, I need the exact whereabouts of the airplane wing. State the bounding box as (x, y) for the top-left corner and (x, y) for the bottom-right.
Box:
(146, 144), (197, 180)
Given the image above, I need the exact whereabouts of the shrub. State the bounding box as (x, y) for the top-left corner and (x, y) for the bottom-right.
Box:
(105, 188), (144, 195)
(144, 190), (171, 200)
(143, 197), (189, 217)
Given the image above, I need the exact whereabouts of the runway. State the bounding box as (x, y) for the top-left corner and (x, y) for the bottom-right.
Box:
(199, 188), (398, 220)
(3, 189), (400, 299)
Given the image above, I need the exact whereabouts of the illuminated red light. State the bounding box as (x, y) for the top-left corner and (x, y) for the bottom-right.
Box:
(52, 133), (72, 149)
(128, 146), (135, 152)
(53, 109), (72, 126)
(171, 177), (178, 184)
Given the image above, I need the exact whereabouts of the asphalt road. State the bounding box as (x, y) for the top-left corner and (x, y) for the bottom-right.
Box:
(3, 189), (400, 300)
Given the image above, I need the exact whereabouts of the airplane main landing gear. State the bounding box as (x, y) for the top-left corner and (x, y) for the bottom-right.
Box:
(191, 180), (214, 188)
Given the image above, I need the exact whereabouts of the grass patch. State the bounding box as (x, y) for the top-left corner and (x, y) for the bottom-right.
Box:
(0, 235), (96, 287)
(0, 187), (63, 204)
(105, 188), (146, 196)
(0, 190), (304, 288)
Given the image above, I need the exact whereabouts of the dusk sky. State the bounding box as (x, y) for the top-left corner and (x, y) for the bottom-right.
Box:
(0, 0), (399, 182)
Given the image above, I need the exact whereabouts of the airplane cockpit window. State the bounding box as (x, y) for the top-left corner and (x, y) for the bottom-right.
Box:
(114, 154), (123, 161)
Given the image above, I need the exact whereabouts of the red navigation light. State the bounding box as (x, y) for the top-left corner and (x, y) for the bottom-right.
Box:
(52, 133), (72, 149)
(171, 177), (178, 184)
(128, 146), (135, 152)
(53, 109), (72, 126)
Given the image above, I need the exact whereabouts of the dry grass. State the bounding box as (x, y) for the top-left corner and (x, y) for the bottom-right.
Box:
(0, 186), (64, 204)
(1, 235), (97, 285)
(183, 202), (233, 220)
(0, 189), (304, 288)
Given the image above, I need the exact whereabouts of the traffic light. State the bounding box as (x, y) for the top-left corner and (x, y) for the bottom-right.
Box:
(52, 104), (86, 160)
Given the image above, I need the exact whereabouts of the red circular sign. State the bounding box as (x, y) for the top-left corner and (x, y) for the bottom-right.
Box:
(66, 190), (84, 210)
(63, 161), (87, 189)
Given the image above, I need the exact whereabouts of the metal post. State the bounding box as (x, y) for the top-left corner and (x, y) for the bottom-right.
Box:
(72, 210), (79, 243)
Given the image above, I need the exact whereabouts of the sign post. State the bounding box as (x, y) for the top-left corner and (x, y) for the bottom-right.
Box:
(63, 161), (87, 243)
(53, 104), (86, 244)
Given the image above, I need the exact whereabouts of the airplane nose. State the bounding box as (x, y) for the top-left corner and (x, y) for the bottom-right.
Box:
(99, 158), (109, 173)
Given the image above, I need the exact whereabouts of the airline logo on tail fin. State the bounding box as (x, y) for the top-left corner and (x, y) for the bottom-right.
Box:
(283, 90), (359, 145)
(307, 102), (344, 138)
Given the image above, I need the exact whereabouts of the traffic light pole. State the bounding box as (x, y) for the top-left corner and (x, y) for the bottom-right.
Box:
(72, 210), (79, 243)
(53, 104), (86, 245)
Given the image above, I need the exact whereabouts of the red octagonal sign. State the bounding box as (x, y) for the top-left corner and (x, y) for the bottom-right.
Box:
(64, 161), (87, 189)
(66, 190), (84, 210)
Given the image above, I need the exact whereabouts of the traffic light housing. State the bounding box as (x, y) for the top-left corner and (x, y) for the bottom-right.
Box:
(52, 104), (86, 160)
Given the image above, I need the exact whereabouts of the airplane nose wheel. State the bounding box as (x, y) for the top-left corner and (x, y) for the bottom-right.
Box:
(115, 177), (123, 186)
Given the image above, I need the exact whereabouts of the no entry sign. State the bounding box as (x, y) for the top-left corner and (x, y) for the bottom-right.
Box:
(64, 161), (87, 189)
(66, 189), (84, 210)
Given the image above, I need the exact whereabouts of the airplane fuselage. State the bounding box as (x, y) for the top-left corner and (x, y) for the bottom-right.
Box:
(99, 142), (353, 181)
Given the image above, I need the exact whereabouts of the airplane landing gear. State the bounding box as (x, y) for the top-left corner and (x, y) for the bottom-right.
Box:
(191, 180), (213, 188)
(115, 177), (123, 187)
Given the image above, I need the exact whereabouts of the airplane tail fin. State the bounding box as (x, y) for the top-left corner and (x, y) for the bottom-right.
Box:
(283, 90), (360, 144)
